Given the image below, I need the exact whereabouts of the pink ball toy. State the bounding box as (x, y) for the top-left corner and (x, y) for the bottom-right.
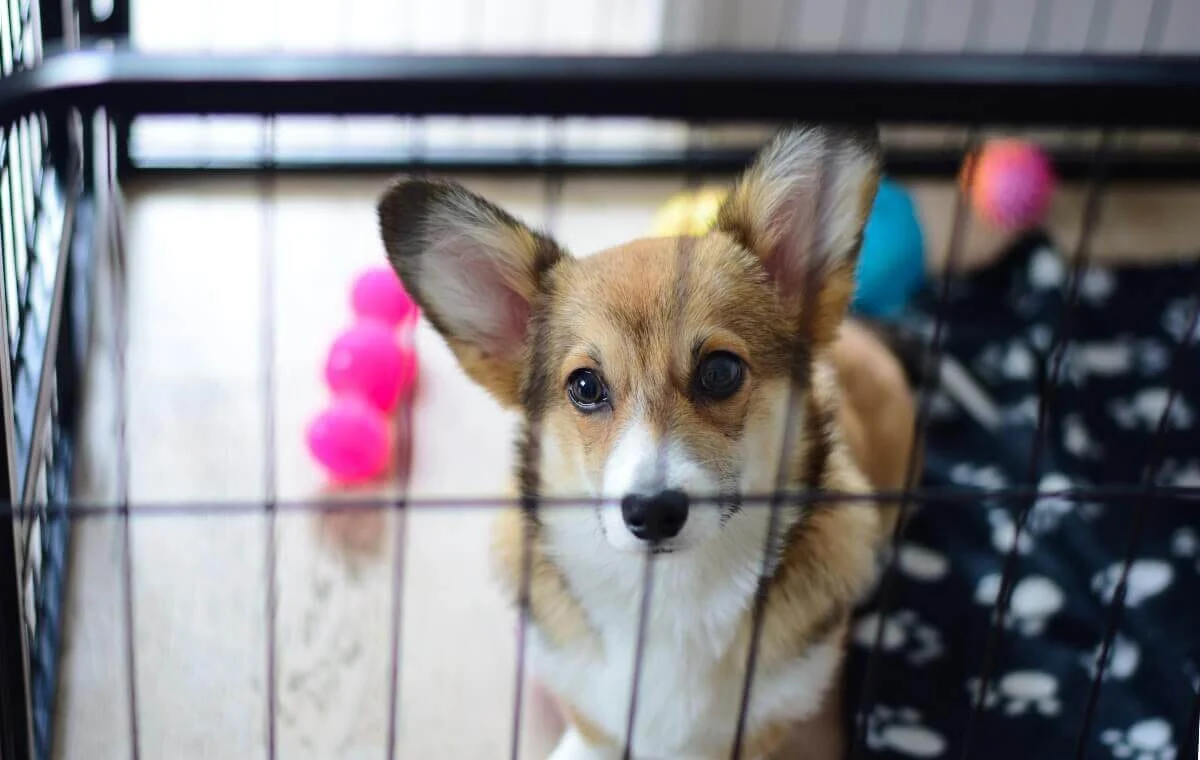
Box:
(306, 395), (390, 484)
(351, 265), (418, 328)
(324, 321), (414, 412)
(960, 139), (1056, 232)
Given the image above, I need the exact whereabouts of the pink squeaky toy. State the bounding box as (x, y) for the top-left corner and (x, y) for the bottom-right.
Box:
(324, 321), (410, 413)
(352, 265), (419, 329)
(307, 265), (420, 484)
(306, 395), (391, 484)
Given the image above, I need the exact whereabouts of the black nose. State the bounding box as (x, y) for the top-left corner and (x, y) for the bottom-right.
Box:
(621, 489), (689, 542)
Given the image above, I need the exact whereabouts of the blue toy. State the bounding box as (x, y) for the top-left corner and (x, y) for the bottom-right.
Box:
(852, 177), (926, 319)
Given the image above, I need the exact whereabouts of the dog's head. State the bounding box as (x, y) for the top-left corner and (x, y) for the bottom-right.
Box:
(378, 125), (881, 556)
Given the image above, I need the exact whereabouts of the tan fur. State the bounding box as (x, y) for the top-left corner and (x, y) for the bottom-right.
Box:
(531, 235), (802, 496)
(829, 321), (922, 541)
(378, 124), (920, 760)
(487, 279), (915, 760)
(735, 331), (917, 760)
(716, 126), (881, 347)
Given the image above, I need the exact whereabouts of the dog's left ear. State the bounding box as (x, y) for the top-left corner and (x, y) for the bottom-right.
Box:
(716, 124), (882, 345)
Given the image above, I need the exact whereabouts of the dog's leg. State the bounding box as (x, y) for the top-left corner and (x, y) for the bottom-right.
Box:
(547, 727), (619, 760)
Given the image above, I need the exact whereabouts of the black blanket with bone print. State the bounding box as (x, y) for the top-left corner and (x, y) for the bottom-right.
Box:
(840, 233), (1200, 760)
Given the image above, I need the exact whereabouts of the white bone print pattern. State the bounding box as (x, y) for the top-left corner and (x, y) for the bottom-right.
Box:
(839, 234), (1200, 760)
(896, 545), (949, 583)
(1027, 473), (1075, 534)
(865, 706), (947, 758)
(974, 574), (1064, 636)
(1170, 526), (1200, 574)
(1080, 633), (1142, 682)
(948, 463), (1009, 490)
(1108, 388), (1195, 432)
(1162, 297), (1200, 344)
(966, 671), (1062, 717)
(1100, 718), (1177, 760)
(853, 610), (944, 666)
(984, 508), (1034, 555)
(1091, 560), (1174, 608)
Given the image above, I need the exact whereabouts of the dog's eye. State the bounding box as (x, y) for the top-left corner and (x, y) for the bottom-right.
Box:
(696, 352), (745, 400)
(567, 368), (609, 411)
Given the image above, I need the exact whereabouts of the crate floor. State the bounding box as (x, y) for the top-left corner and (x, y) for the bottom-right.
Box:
(51, 174), (1200, 759)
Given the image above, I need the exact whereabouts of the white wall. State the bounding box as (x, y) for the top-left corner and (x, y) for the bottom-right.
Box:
(660, 0), (1200, 54)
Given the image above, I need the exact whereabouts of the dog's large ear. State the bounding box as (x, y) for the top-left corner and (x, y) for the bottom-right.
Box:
(378, 178), (566, 409)
(716, 125), (882, 345)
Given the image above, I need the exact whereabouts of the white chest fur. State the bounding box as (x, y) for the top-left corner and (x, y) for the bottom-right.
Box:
(531, 516), (843, 759)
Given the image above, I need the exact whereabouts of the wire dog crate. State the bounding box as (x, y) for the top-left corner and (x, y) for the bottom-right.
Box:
(2, 0), (1200, 758)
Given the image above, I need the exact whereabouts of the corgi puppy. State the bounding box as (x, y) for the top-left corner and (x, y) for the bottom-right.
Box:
(378, 124), (919, 759)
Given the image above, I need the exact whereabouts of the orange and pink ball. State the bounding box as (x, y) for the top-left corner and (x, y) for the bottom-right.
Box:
(961, 139), (1056, 231)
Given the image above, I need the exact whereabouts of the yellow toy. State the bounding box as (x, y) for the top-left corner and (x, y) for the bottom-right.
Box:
(651, 186), (730, 237)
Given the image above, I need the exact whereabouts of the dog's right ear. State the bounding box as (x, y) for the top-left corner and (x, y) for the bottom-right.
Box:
(378, 178), (566, 409)
(715, 125), (882, 346)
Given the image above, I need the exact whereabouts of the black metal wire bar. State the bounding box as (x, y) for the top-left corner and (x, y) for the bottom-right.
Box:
(0, 367), (31, 760)
(11, 124), (38, 583)
(8, 484), (1200, 520)
(5, 50), (1200, 130)
(964, 0), (989, 52)
(1143, 0), (1171, 52)
(383, 403), (412, 760)
(14, 135), (74, 756)
(1177, 681), (1200, 759)
(18, 134), (74, 512)
(507, 388), (536, 760)
(3, 1), (79, 756)
(1084, 0), (1114, 52)
(106, 111), (139, 760)
(507, 171), (563, 760)
(15, 126), (48, 311)
(5, 137), (30, 365)
(383, 39), (423, 752)
(36, 126), (86, 760)
(383, 58), (421, 760)
(848, 127), (980, 760)
(960, 130), (1114, 760)
(840, 0), (868, 51)
(622, 173), (701, 758)
(621, 553), (654, 760)
(900, 0), (924, 52)
(1072, 280), (1200, 759)
(775, 0), (803, 50)
(728, 140), (841, 760)
(76, 0), (130, 176)
(384, 517), (408, 760)
(729, 466), (790, 760)
(113, 140), (1200, 185)
(258, 115), (278, 760)
(679, 123), (712, 190)
(720, 0), (742, 55)
(1026, 0), (1054, 54)
(382, 295), (418, 753)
